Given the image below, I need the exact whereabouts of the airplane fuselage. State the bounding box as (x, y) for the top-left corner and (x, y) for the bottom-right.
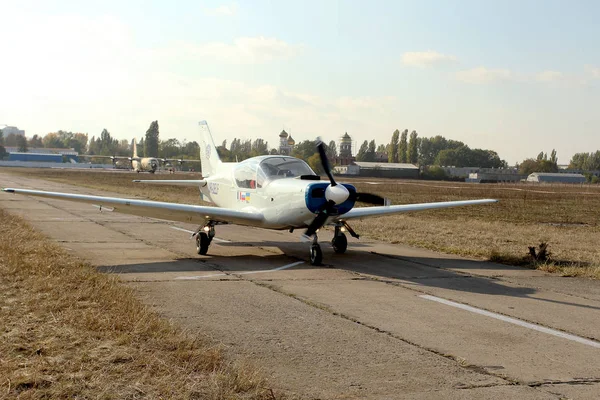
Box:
(132, 158), (159, 173)
(198, 158), (356, 230)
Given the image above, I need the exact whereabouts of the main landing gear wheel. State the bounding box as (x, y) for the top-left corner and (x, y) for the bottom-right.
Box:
(310, 244), (323, 266)
(332, 232), (347, 254)
(196, 232), (211, 255)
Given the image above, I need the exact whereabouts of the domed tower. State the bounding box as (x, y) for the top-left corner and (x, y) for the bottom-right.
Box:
(337, 132), (355, 166)
(287, 136), (295, 146)
(339, 132), (352, 157)
(279, 130), (292, 155)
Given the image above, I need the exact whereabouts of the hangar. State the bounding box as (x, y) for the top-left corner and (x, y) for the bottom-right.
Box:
(351, 161), (419, 179)
(5, 147), (79, 163)
(526, 172), (586, 184)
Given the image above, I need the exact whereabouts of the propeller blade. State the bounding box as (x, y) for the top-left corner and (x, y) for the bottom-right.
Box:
(353, 192), (387, 206)
(304, 200), (336, 237)
(317, 141), (337, 186)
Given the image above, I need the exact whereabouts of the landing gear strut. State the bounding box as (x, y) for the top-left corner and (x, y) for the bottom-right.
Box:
(193, 223), (215, 255)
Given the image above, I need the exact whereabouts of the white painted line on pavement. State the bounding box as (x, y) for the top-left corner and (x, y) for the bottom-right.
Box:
(175, 260), (305, 280)
(170, 226), (231, 242)
(419, 294), (600, 349)
(171, 226), (193, 234)
(176, 272), (227, 280)
(237, 260), (305, 275)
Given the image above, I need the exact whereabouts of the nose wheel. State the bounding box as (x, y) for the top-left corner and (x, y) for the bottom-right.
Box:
(310, 243), (323, 265)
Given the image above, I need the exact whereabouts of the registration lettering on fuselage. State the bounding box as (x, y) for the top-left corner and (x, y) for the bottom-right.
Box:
(208, 182), (219, 195)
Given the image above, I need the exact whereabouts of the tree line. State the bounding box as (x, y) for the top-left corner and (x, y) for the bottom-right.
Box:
(3, 122), (600, 181)
(0, 121), (200, 161)
(352, 129), (506, 169)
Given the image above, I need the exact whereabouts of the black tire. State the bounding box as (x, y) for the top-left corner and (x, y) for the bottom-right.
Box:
(332, 232), (348, 254)
(310, 244), (323, 266)
(196, 232), (211, 255)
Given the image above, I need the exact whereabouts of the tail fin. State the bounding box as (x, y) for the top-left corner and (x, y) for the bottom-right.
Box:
(198, 121), (222, 177)
(132, 138), (138, 158)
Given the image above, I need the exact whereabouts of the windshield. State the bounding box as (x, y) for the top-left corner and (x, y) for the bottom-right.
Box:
(257, 157), (316, 187)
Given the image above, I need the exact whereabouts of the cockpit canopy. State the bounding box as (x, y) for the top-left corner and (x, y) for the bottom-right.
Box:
(233, 156), (316, 189)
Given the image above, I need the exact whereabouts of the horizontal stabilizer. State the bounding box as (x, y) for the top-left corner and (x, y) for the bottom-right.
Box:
(132, 179), (206, 187)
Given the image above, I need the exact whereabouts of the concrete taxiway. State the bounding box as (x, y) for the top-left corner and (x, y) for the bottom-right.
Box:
(1, 171), (599, 399)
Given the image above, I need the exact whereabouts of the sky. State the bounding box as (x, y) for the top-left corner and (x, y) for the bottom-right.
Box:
(1, 0), (599, 165)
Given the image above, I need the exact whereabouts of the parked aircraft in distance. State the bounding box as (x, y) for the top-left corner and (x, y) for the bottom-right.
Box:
(3, 121), (497, 265)
(81, 139), (201, 173)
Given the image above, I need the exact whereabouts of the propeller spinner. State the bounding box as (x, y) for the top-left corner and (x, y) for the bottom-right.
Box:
(304, 142), (388, 238)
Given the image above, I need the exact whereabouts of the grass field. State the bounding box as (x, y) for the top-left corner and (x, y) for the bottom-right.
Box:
(4, 168), (600, 278)
(0, 207), (284, 399)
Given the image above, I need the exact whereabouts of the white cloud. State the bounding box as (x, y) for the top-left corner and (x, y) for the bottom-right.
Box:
(158, 36), (302, 64)
(456, 67), (513, 84)
(535, 70), (564, 82)
(401, 51), (457, 67)
(204, 3), (238, 16)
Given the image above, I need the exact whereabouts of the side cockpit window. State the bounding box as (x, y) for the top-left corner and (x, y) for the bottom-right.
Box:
(233, 160), (258, 189)
(258, 157), (316, 186)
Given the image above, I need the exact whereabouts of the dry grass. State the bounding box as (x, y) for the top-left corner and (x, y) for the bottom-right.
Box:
(0, 207), (282, 399)
(5, 168), (600, 279)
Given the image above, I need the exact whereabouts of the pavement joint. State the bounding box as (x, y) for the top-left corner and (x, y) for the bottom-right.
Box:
(527, 378), (600, 387)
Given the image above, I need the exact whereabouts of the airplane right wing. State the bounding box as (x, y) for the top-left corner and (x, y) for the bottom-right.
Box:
(340, 199), (498, 220)
(79, 155), (134, 161)
(2, 188), (262, 227)
(162, 158), (201, 163)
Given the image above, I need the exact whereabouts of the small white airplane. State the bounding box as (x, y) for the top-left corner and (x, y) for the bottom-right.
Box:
(3, 121), (497, 265)
(81, 139), (201, 173)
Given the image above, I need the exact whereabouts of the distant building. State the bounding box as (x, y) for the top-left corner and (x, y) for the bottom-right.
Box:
(1, 126), (25, 136)
(441, 166), (479, 179)
(278, 130), (295, 155)
(440, 166), (523, 183)
(527, 172), (586, 184)
(374, 152), (388, 162)
(333, 164), (360, 175)
(5, 146), (78, 156)
(335, 161), (419, 179)
(334, 132), (355, 166)
(5, 146), (79, 162)
(563, 169), (600, 178)
(8, 152), (64, 163)
(465, 168), (525, 183)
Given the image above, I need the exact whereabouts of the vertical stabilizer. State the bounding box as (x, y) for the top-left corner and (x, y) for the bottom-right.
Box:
(198, 121), (222, 177)
(132, 138), (138, 158)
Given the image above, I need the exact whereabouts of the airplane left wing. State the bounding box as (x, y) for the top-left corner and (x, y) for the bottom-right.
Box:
(133, 179), (206, 187)
(339, 199), (498, 220)
(2, 188), (262, 226)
